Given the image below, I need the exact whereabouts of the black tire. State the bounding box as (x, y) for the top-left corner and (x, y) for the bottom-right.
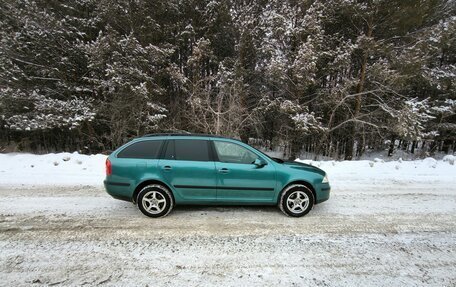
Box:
(279, 184), (314, 217)
(137, 184), (174, 218)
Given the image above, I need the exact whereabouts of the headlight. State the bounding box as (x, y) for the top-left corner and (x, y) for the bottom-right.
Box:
(322, 175), (329, 183)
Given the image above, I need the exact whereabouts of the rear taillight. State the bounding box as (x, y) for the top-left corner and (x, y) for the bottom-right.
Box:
(106, 158), (112, 176)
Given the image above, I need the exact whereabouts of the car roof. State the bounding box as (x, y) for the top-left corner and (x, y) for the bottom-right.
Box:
(141, 133), (239, 141)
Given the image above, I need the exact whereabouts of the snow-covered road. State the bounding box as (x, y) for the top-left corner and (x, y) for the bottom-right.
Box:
(0, 153), (455, 285)
(1, 180), (455, 286)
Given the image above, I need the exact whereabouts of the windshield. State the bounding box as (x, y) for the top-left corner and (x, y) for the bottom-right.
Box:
(250, 146), (285, 163)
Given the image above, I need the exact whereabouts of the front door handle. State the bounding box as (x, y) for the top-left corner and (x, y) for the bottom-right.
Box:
(163, 165), (172, 171)
(218, 168), (229, 174)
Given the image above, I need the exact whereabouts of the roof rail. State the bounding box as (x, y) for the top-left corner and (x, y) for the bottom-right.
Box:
(142, 133), (232, 139)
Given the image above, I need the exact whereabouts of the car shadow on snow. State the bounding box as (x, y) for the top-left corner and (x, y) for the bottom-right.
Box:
(112, 199), (326, 218)
(172, 205), (280, 215)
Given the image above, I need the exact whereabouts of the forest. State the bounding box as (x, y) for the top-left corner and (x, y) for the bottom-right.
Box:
(0, 0), (455, 159)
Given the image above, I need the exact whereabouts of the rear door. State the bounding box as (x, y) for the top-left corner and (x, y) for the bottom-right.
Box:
(158, 139), (217, 202)
(212, 140), (276, 202)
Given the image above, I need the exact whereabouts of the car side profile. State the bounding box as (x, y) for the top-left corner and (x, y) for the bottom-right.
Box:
(104, 133), (330, 217)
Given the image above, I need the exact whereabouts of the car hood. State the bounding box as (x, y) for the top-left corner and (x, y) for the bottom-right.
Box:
(281, 161), (326, 176)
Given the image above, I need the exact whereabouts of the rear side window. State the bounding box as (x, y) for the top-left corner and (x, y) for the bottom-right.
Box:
(117, 140), (163, 159)
(164, 139), (210, 161)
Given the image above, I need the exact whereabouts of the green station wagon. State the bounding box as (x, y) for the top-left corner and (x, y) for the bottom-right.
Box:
(104, 133), (330, 217)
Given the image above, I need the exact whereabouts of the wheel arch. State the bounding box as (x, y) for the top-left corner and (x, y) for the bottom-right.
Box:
(278, 180), (316, 204)
(133, 179), (175, 204)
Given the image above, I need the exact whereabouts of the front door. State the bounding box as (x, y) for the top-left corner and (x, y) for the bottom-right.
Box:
(158, 139), (217, 202)
(212, 141), (276, 202)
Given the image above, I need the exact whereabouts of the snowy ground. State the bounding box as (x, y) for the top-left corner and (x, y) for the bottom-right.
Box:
(0, 153), (455, 286)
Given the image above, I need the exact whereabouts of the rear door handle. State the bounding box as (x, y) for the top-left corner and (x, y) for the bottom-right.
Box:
(163, 165), (172, 171)
(218, 168), (229, 174)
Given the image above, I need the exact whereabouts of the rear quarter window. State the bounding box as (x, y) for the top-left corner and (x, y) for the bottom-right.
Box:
(117, 140), (163, 159)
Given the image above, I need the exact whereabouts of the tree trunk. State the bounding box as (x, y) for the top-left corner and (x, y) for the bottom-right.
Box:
(402, 140), (408, 151)
(388, 136), (395, 157)
(442, 139), (452, 154)
(345, 18), (373, 160)
(411, 140), (416, 154)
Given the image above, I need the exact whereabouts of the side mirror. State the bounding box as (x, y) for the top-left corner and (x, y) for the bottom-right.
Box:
(254, 158), (267, 167)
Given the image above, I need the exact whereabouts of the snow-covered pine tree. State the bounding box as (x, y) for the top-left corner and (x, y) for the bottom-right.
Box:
(0, 0), (95, 136)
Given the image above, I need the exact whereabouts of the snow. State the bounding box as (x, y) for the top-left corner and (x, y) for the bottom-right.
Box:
(443, 154), (455, 165)
(0, 152), (455, 188)
(0, 153), (455, 286)
(296, 157), (456, 190)
(0, 152), (106, 186)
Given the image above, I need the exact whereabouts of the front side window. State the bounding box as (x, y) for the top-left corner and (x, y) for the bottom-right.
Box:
(164, 139), (210, 161)
(117, 140), (163, 159)
(213, 141), (258, 164)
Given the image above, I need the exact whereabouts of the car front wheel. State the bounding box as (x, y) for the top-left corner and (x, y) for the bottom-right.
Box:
(279, 184), (314, 217)
(137, 184), (174, 218)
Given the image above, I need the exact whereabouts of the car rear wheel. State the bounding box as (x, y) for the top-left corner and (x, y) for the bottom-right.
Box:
(137, 184), (173, 218)
(279, 184), (314, 217)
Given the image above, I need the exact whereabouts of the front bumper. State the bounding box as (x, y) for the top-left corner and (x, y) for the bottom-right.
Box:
(316, 182), (331, 204)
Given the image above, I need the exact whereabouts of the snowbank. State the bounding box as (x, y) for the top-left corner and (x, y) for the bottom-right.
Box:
(0, 152), (106, 186)
(296, 157), (456, 189)
(0, 152), (454, 187)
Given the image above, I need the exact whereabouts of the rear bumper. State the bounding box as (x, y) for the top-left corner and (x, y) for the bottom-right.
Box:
(104, 180), (133, 202)
(315, 183), (330, 204)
